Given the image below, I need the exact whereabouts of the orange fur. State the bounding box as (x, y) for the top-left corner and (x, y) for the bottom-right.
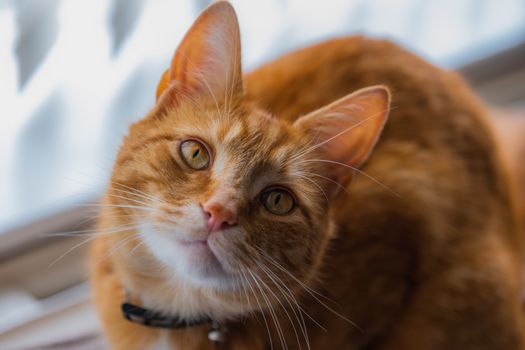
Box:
(90, 2), (525, 349)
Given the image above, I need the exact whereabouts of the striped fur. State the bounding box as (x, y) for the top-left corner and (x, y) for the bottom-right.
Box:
(90, 2), (525, 349)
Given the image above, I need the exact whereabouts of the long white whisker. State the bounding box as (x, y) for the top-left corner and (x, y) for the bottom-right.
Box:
(302, 171), (348, 195)
(240, 269), (274, 350)
(44, 223), (137, 237)
(296, 174), (330, 204)
(129, 240), (145, 255)
(300, 159), (400, 197)
(105, 193), (152, 207)
(48, 226), (135, 268)
(85, 233), (140, 280)
(254, 246), (362, 332)
(247, 269), (288, 350)
(255, 257), (320, 342)
(254, 248), (327, 332)
(291, 105), (398, 166)
(254, 259), (310, 350)
(298, 107), (391, 159)
(110, 181), (165, 204)
(176, 50), (222, 116)
(78, 203), (159, 213)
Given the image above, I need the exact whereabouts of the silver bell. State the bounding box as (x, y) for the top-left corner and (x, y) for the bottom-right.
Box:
(208, 329), (226, 343)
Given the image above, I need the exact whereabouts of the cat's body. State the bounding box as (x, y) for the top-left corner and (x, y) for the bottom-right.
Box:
(246, 37), (525, 349)
(91, 3), (525, 349)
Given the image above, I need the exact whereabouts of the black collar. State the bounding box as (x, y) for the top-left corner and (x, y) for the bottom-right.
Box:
(121, 292), (228, 343)
(121, 302), (213, 329)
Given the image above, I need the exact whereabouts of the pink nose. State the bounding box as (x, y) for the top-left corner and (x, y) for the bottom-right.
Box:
(201, 202), (237, 232)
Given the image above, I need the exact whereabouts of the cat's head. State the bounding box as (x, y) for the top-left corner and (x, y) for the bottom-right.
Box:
(108, 1), (389, 314)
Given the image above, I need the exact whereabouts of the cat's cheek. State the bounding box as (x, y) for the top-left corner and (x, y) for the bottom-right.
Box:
(137, 222), (183, 270)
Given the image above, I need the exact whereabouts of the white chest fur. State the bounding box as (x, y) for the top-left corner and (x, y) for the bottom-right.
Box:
(148, 332), (176, 350)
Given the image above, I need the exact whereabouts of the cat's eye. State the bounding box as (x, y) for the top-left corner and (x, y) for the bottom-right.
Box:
(261, 188), (295, 215)
(180, 139), (210, 170)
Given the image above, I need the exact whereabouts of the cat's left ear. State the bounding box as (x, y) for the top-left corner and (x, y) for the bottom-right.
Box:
(156, 1), (242, 108)
(294, 86), (391, 197)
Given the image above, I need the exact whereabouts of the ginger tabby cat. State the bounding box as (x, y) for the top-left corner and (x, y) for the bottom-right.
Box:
(90, 2), (525, 349)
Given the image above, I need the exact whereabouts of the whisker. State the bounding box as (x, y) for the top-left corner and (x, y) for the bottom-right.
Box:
(253, 248), (327, 332)
(84, 232), (140, 280)
(300, 159), (400, 198)
(291, 106), (398, 164)
(44, 224), (137, 237)
(254, 246), (363, 333)
(110, 181), (165, 204)
(128, 240), (145, 255)
(247, 269), (288, 350)
(254, 257), (321, 343)
(302, 171), (349, 195)
(253, 257), (310, 350)
(48, 225), (136, 268)
(171, 84), (210, 116)
(296, 174), (330, 204)
(240, 268), (274, 350)
(176, 50), (222, 117)
(105, 193), (152, 207)
(78, 203), (159, 213)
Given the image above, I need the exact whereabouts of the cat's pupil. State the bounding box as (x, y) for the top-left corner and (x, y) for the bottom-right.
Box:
(192, 149), (200, 158)
(274, 193), (281, 205)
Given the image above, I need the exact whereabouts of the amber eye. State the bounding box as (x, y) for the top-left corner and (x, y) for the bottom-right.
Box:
(261, 188), (295, 215)
(180, 140), (210, 170)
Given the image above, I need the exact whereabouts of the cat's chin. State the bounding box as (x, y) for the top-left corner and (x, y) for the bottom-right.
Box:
(138, 223), (237, 289)
(173, 239), (231, 284)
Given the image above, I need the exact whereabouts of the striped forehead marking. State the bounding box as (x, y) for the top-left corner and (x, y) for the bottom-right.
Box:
(208, 117), (298, 188)
(223, 121), (243, 144)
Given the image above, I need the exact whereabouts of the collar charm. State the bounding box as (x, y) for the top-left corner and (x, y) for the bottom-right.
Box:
(208, 322), (227, 343)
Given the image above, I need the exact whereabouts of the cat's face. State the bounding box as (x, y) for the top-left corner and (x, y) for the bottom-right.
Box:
(113, 102), (329, 290)
(107, 1), (389, 309)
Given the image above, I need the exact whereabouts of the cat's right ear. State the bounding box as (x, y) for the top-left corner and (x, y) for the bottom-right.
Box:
(156, 1), (243, 111)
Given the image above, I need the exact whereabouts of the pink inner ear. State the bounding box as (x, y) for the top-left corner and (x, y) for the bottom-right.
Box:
(294, 86), (391, 196)
(157, 1), (242, 109)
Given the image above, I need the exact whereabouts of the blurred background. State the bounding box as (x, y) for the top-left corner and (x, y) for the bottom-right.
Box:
(0, 0), (524, 348)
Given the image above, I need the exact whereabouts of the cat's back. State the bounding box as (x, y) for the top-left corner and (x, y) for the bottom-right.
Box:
(246, 37), (493, 158)
(245, 36), (522, 264)
(246, 38), (525, 348)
